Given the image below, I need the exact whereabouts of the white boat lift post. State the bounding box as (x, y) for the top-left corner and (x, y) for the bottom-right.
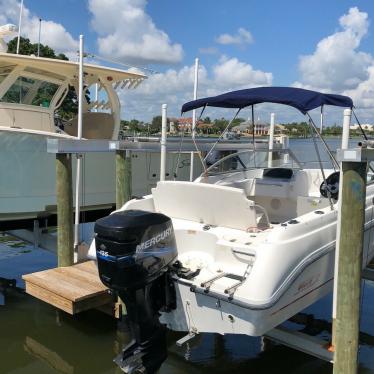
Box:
(73, 34), (84, 257)
(332, 108), (351, 344)
(190, 58), (199, 181)
(268, 113), (275, 168)
(160, 104), (167, 181)
(16, 0), (24, 54)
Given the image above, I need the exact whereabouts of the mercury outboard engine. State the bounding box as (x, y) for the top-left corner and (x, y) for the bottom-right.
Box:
(95, 210), (177, 373)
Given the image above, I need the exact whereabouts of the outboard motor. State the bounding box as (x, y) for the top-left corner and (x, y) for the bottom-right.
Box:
(95, 210), (177, 373)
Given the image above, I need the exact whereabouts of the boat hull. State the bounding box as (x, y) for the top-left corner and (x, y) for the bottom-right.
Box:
(160, 204), (374, 336)
(0, 131), (198, 222)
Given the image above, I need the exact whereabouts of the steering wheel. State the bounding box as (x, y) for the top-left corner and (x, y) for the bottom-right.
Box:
(320, 172), (340, 200)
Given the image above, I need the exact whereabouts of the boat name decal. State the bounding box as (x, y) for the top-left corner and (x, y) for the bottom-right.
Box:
(136, 227), (172, 251)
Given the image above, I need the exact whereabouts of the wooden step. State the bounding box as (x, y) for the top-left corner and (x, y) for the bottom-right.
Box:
(22, 261), (113, 315)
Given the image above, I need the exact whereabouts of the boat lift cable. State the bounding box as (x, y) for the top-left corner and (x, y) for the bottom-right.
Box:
(203, 108), (242, 165)
(309, 119), (334, 210)
(306, 113), (340, 171)
(352, 108), (369, 140)
(350, 110), (374, 173)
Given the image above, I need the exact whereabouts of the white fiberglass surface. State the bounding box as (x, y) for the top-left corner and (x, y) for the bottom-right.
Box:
(174, 229), (217, 270)
(172, 219), (257, 278)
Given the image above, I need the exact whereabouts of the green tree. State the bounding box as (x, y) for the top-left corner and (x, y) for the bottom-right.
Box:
(213, 117), (229, 133)
(150, 115), (162, 134)
(7, 36), (68, 60)
(231, 117), (245, 127)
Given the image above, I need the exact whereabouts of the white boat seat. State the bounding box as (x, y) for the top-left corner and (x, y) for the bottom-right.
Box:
(152, 181), (258, 231)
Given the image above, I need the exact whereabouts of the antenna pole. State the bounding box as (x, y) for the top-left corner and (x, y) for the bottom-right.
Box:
(16, 0), (24, 54)
(37, 18), (41, 57)
(73, 34), (84, 257)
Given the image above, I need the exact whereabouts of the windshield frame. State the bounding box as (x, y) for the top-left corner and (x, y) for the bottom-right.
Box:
(203, 148), (303, 177)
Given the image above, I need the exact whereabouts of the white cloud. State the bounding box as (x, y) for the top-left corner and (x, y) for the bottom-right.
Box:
(213, 56), (272, 90)
(199, 46), (219, 55)
(118, 57), (272, 121)
(88, 0), (183, 65)
(295, 7), (372, 93)
(0, 0), (78, 54)
(344, 66), (374, 108)
(216, 28), (253, 46)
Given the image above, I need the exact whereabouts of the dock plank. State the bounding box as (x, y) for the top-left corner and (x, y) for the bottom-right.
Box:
(22, 260), (113, 315)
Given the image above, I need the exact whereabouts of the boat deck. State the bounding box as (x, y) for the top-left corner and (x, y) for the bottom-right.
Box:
(22, 260), (116, 315)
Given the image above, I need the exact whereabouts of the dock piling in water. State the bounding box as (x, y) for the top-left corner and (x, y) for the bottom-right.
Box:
(115, 150), (132, 210)
(333, 160), (367, 374)
(56, 153), (74, 267)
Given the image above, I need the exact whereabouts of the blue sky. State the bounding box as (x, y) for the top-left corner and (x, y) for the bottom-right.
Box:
(2, 0), (374, 124)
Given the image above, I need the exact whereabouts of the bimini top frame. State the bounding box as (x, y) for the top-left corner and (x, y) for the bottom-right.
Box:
(181, 86), (353, 115)
(181, 86), (355, 173)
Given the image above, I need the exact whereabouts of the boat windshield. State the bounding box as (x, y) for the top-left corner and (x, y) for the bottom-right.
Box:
(0, 76), (60, 108)
(204, 149), (302, 176)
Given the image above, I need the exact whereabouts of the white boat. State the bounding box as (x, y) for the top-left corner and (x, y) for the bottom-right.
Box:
(0, 52), (202, 223)
(90, 87), (374, 372)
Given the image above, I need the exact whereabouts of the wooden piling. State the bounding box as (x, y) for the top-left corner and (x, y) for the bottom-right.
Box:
(115, 150), (132, 210)
(56, 154), (74, 267)
(333, 161), (367, 374)
(115, 150), (132, 318)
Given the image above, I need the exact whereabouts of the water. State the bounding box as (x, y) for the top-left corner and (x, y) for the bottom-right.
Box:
(1, 138), (374, 373)
(1, 284), (373, 373)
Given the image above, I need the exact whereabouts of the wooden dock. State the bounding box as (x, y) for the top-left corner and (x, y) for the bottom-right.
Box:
(22, 261), (116, 316)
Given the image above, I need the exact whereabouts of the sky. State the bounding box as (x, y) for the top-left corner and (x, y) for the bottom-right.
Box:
(2, 0), (374, 125)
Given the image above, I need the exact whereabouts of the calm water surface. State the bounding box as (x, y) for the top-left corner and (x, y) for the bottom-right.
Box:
(0, 138), (373, 373)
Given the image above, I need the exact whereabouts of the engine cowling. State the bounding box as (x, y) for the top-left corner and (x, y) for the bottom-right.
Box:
(95, 210), (177, 373)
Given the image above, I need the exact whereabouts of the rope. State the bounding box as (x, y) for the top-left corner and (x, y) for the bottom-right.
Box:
(352, 109), (368, 141)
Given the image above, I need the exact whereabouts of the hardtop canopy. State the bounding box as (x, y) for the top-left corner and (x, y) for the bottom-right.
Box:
(0, 52), (147, 83)
(181, 86), (353, 115)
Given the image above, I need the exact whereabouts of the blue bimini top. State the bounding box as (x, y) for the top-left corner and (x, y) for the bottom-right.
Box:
(181, 86), (353, 115)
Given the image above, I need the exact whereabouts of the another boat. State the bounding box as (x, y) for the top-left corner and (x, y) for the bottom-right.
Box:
(0, 52), (201, 223)
(91, 87), (374, 372)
